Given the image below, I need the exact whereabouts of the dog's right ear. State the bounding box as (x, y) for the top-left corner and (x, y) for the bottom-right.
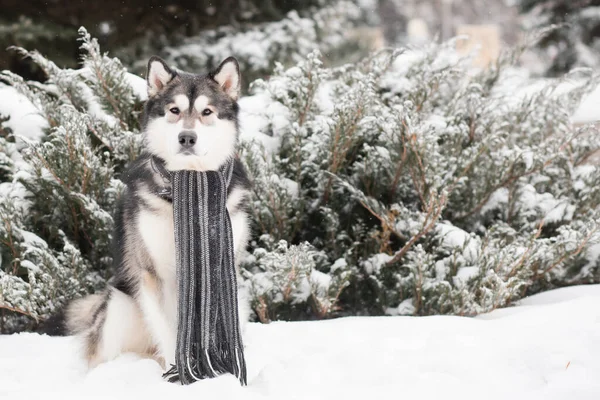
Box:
(147, 56), (175, 97)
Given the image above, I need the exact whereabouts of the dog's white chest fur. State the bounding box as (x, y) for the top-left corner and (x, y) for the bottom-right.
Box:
(139, 210), (176, 272)
(138, 201), (177, 280)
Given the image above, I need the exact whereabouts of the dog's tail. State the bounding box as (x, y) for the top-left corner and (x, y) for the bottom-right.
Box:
(38, 292), (108, 336)
(38, 306), (68, 336)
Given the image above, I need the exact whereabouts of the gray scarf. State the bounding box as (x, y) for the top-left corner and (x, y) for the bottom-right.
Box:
(155, 157), (247, 386)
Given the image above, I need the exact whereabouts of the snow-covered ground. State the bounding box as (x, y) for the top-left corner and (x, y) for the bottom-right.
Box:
(1, 285), (599, 400)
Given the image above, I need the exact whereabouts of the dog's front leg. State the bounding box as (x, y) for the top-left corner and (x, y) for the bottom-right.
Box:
(228, 207), (251, 332)
(137, 271), (177, 369)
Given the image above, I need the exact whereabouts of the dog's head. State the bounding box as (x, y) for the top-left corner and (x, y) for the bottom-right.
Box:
(141, 56), (241, 171)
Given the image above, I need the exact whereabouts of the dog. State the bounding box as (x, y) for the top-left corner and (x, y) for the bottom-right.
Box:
(43, 56), (251, 370)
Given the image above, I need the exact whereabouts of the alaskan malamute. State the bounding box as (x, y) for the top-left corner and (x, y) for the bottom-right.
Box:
(44, 56), (251, 370)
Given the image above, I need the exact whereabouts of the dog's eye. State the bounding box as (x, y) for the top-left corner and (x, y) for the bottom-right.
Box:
(202, 108), (212, 116)
(169, 107), (180, 115)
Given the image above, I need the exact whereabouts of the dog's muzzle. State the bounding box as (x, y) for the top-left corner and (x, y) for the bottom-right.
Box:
(178, 131), (197, 150)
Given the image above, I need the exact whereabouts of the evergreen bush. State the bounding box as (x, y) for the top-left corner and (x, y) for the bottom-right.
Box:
(1, 27), (598, 332)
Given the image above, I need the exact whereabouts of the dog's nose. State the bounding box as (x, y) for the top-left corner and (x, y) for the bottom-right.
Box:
(178, 131), (197, 148)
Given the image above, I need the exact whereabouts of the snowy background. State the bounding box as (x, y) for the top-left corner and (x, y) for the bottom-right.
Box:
(1, 0), (600, 398)
(2, 285), (600, 399)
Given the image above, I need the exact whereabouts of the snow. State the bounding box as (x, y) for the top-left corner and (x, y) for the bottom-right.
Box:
(19, 229), (49, 248)
(481, 187), (509, 214)
(98, 22), (111, 35)
(0, 70), (145, 145)
(315, 81), (336, 115)
(436, 222), (480, 262)
(582, 242), (600, 278)
(280, 177), (299, 198)
(573, 83), (600, 123)
(0, 181), (28, 201)
(386, 298), (416, 315)
(330, 257), (348, 273)
(453, 265), (479, 285)
(522, 150), (534, 170)
(0, 83), (47, 143)
(516, 184), (575, 223)
(518, 284), (600, 306)
(238, 94), (283, 154)
(125, 72), (148, 101)
(487, 65), (600, 125)
(19, 260), (39, 273)
(164, 10), (317, 73)
(310, 269), (332, 291)
(2, 285), (600, 399)
(362, 252), (393, 275)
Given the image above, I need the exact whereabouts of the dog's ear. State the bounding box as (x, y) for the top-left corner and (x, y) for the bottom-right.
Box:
(210, 57), (241, 101)
(147, 56), (176, 97)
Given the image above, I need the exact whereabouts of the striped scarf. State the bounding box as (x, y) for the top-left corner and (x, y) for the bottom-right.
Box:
(156, 157), (247, 386)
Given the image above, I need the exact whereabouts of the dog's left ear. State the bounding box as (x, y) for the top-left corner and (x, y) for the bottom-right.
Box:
(211, 57), (241, 101)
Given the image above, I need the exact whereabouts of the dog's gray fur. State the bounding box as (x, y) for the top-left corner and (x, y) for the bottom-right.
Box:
(45, 56), (251, 369)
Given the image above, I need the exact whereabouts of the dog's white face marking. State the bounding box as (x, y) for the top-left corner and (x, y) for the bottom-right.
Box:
(145, 94), (237, 172)
(193, 95), (209, 114)
(173, 94), (189, 113)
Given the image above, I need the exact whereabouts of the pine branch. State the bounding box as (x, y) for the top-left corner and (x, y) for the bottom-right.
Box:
(0, 304), (38, 322)
(386, 192), (447, 266)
